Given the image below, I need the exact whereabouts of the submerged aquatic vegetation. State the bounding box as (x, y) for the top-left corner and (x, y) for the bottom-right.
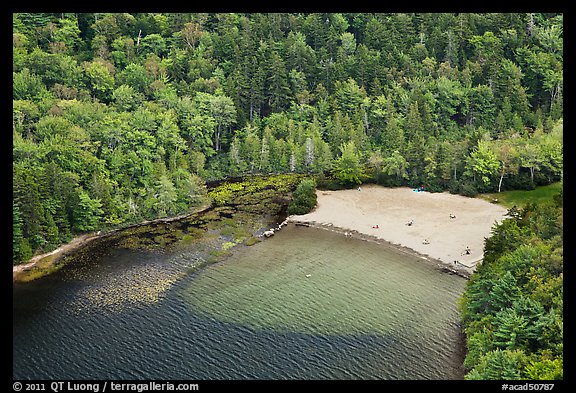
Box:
(15, 174), (305, 286)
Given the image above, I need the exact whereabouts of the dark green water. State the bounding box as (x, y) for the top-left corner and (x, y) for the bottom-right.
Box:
(13, 225), (466, 380)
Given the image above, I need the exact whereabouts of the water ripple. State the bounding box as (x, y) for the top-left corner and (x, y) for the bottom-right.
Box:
(14, 226), (466, 380)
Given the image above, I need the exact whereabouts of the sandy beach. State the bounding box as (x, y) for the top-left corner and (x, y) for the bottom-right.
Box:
(288, 185), (509, 273)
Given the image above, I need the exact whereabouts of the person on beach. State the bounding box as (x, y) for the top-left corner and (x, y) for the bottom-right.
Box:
(423, 239), (429, 244)
(449, 213), (456, 219)
(406, 219), (413, 226)
(464, 246), (471, 255)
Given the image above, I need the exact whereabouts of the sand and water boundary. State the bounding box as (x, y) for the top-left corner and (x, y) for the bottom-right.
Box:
(287, 185), (509, 277)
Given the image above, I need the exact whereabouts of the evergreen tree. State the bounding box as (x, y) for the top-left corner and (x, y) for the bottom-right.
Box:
(11, 12), (563, 266)
(13, 202), (24, 262)
(466, 349), (524, 380)
(266, 51), (292, 113)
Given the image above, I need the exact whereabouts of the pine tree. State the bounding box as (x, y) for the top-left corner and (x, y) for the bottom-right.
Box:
(405, 101), (423, 141)
(266, 51), (291, 113)
(466, 349), (524, 380)
(13, 202), (24, 262)
(405, 131), (426, 182)
(489, 271), (522, 313)
(493, 307), (529, 349)
(44, 212), (60, 248)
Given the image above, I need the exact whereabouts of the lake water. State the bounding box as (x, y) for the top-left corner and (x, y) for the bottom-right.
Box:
(13, 224), (466, 380)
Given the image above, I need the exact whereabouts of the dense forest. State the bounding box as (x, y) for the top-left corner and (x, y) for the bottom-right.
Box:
(460, 198), (563, 379)
(13, 12), (563, 265)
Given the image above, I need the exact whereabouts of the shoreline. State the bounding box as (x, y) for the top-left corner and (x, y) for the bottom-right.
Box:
(13, 203), (212, 283)
(287, 185), (509, 278)
(287, 218), (474, 278)
(13, 232), (101, 282)
(13, 183), (509, 283)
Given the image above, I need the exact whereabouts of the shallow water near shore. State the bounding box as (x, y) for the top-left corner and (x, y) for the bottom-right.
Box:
(13, 224), (466, 380)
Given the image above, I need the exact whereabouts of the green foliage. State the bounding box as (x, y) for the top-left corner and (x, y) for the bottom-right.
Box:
(53, 18), (82, 54)
(154, 174), (178, 217)
(287, 179), (317, 215)
(140, 34), (167, 57)
(13, 68), (51, 100)
(72, 187), (104, 232)
(12, 12), (563, 265)
(381, 150), (409, 181)
(465, 139), (500, 186)
(460, 202), (563, 379)
(82, 60), (115, 102)
(481, 182), (562, 209)
(465, 349), (525, 380)
(331, 141), (366, 186)
(208, 174), (305, 213)
(458, 181), (478, 197)
(525, 357), (563, 380)
(13, 202), (25, 262)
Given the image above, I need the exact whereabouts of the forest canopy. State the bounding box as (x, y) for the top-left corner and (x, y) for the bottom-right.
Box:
(12, 12), (563, 263)
(460, 200), (563, 379)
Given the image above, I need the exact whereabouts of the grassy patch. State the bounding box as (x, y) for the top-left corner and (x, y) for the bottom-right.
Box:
(479, 182), (562, 208)
(207, 249), (234, 264)
(221, 241), (237, 250)
(17, 265), (60, 282)
(244, 236), (261, 246)
(16, 254), (61, 282)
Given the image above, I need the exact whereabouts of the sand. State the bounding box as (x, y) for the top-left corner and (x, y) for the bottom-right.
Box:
(288, 185), (509, 273)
